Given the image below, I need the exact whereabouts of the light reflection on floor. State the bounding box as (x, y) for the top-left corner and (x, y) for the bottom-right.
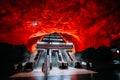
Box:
(10, 67), (96, 78)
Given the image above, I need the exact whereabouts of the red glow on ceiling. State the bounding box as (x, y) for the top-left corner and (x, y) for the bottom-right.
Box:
(0, 0), (120, 52)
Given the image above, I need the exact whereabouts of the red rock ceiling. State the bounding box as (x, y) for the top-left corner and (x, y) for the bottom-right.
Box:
(0, 0), (120, 52)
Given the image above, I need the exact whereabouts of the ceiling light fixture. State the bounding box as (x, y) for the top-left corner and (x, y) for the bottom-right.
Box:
(32, 21), (37, 26)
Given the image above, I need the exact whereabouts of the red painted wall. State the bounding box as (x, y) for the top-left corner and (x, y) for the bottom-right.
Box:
(0, 0), (120, 52)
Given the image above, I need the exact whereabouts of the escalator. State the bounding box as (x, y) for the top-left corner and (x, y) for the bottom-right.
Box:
(35, 33), (74, 69)
(35, 50), (46, 69)
(61, 50), (73, 67)
(67, 51), (82, 68)
(51, 50), (59, 67)
(60, 50), (68, 62)
(56, 50), (64, 62)
(56, 50), (68, 69)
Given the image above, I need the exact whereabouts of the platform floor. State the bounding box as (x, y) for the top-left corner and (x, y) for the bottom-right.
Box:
(9, 67), (97, 80)
(8, 67), (120, 80)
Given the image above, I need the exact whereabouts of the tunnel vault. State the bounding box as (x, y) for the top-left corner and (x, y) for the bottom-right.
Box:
(0, 0), (120, 53)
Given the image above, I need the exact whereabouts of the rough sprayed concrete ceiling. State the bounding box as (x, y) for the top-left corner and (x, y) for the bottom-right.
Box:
(0, 0), (120, 52)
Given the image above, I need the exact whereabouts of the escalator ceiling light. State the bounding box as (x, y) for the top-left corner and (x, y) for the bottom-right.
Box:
(32, 21), (37, 26)
(52, 42), (60, 44)
(37, 42), (46, 44)
(66, 42), (73, 45)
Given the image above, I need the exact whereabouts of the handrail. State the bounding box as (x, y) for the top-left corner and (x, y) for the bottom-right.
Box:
(67, 52), (74, 62)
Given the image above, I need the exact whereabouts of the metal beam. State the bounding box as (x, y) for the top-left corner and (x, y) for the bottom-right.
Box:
(36, 44), (73, 49)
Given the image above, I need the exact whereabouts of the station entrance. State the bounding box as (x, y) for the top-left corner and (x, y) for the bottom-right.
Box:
(34, 33), (80, 74)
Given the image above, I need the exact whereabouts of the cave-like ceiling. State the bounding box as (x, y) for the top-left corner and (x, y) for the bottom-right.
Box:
(0, 0), (120, 52)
